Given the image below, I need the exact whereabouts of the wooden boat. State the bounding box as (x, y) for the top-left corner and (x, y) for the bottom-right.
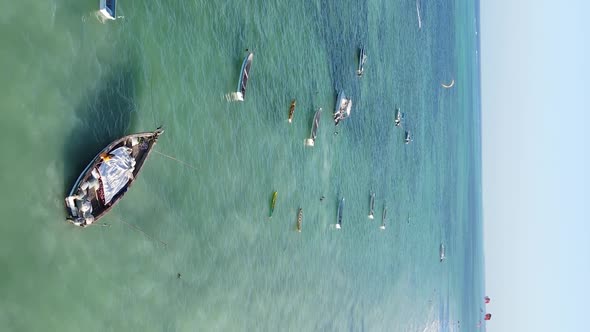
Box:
(335, 197), (344, 229)
(380, 206), (387, 230)
(305, 108), (322, 147)
(296, 208), (303, 232)
(236, 52), (254, 101)
(394, 108), (403, 127)
(405, 130), (412, 144)
(288, 100), (296, 123)
(99, 0), (117, 21)
(368, 191), (375, 219)
(416, 0), (422, 30)
(65, 128), (164, 227)
(269, 191), (278, 218)
(334, 91), (352, 126)
(357, 47), (367, 76)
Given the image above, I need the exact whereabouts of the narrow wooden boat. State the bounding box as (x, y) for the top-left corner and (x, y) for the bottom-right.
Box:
(394, 108), (403, 127)
(288, 99), (296, 123)
(334, 91), (352, 126)
(236, 52), (254, 101)
(305, 108), (322, 147)
(296, 208), (303, 232)
(99, 0), (117, 20)
(335, 197), (344, 229)
(368, 191), (375, 219)
(65, 128), (164, 227)
(416, 0), (422, 30)
(269, 191), (278, 218)
(405, 130), (412, 144)
(357, 47), (367, 77)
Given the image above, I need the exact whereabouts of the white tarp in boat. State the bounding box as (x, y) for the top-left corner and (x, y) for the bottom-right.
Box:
(98, 146), (136, 204)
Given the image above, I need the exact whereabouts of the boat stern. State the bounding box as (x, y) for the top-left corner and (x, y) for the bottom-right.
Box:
(99, 0), (117, 20)
(65, 196), (79, 219)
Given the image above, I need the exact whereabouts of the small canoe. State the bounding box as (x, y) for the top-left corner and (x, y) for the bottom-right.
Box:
(334, 91), (352, 126)
(404, 131), (412, 144)
(65, 128), (164, 227)
(394, 108), (402, 127)
(368, 191), (375, 219)
(336, 197), (344, 229)
(236, 52), (254, 101)
(305, 108), (322, 147)
(288, 100), (296, 123)
(416, 0), (422, 30)
(357, 47), (367, 77)
(269, 191), (278, 218)
(99, 0), (117, 20)
(296, 208), (303, 232)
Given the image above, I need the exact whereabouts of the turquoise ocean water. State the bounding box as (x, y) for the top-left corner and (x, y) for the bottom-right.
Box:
(0, 0), (484, 331)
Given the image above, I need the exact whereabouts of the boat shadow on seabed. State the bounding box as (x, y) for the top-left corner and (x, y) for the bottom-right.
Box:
(63, 65), (139, 196)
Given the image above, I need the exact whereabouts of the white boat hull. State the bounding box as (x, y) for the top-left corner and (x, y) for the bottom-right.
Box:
(99, 0), (116, 20)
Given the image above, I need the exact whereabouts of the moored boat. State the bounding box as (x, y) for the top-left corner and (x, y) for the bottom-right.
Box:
(296, 208), (303, 232)
(335, 197), (344, 229)
(404, 130), (412, 144)
(65, 128), (164, 227)
(357, 47), (367, 76)
(236, 52), (254, 102)
(269, 191), (278, 218)
(334, 91), (352, 126)
(99, 0), (117, 21)
(368, 191), (375, 219)
(394, 108), (403, 127)
(288, 99), (296, 123)
(305, 108), (322, 147)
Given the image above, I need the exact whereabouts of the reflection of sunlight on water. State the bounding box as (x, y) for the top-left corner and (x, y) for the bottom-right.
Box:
(419, 302), (440, 332)
(421, 320), (440, 332)
(420, 319), (461, 332)
(418, 300), (461, 332)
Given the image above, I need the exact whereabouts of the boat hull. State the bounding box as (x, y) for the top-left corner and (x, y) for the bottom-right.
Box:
(336, 198), (344, 229)
(368, 192), (375, 219)
(236, 53), (254, 101)
(65, 128), (164, 226)
(334, 92), (352, 126)
(288, 100), (296, 123)
(394, 108), (402, 126)
(99, 0), (116, 20)
(305, 108), (322, 147)
(269, 191), (278, 218)
(357, 48), (366, 76)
